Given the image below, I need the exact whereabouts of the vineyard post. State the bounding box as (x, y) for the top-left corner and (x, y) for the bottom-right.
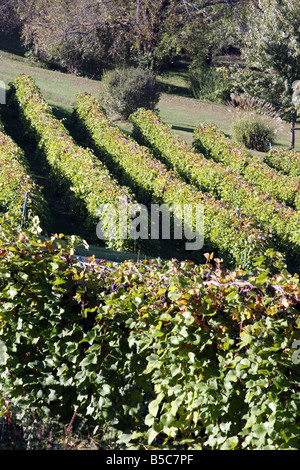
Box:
(20, 191), (29, 230)
(0, 80), (6, 105)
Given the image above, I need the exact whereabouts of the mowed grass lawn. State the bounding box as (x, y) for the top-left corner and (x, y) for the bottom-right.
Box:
(1, 44), (299, 154)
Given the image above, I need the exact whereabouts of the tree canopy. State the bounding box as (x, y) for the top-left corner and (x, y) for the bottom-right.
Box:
(231, 0), (300, 145)
(10, 0), (251, 75)
(0, 0), (20, 34)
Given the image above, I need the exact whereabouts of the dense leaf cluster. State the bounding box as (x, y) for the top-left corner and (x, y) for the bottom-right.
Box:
(14, 0), (249, 75)
(0, 217), (299, 449)
(72, 92), (269, 269)
(8, 74), (137, 251)
(0, 119), (49, 227)
(265, 148), (300, 179)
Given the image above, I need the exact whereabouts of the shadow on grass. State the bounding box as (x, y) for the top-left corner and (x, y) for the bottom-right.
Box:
(51, 104), (72, 125)
(172, 124), (195, 134)
(272, 142), (294, 150)
(158, 81), (191, 98)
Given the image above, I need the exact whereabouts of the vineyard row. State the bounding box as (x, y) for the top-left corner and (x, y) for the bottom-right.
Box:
(72, 92), (271, 269)
(129, 109), (300, 265)
(9, 74), (139, 252)
(265, 147), (300, 178)
(0, 118), (49, 226)
(193, 122), (300, 210)
(3, 75), (300, 269)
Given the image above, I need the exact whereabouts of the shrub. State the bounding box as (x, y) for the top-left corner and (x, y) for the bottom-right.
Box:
(100, 66), (161, 120)
(188, 61), (231, 104)
(227, 94), (283, 124)
(230, 112), (275, 152)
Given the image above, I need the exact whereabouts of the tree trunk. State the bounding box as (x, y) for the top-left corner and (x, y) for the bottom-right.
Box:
(290, 111), (296, 149)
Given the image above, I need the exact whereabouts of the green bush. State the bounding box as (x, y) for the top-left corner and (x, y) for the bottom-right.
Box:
(0, 216), (299, 450)
(188, 61), (231, 104)
(100, 66), (161, 120)
(230, 112), (275, 152)
(0, 216), (149, 443)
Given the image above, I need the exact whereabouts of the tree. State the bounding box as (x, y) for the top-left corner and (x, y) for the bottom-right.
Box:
(16, 0), (130, 75)
(0, 0), (20, 34)
(232, 0), (300, 148)
(15, 0), (250, 75)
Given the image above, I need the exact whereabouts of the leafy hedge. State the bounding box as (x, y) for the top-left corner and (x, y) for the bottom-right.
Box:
(129, 110), (300, 266)
(265, 148), (300, 178)
(0, 119), (49, 228)
(72, 92), (270, 269)
(8, 74), (137, 252)
(0, 215), (299, 450)
(193, 122), (300, 211)
(230, 111), (275, 152)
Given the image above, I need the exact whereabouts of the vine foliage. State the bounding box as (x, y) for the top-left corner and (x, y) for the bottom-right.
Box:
(0, 215), (299, 450)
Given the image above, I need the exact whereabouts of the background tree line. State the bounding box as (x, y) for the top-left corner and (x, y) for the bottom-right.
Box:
(0, 0), (252, 75)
